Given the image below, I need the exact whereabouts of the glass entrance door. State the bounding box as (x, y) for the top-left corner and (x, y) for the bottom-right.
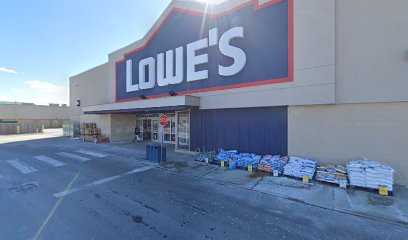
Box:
(142, 119), (152, 140)
(151, 115), (176, 144)
(163, 116), (176, 144)
(135, 120), (143, 140)
(177, 111), (190, 150)
(152, 119), (159, 141)
(136, 114), (176, 144)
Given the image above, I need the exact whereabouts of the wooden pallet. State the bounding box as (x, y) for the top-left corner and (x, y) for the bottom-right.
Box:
(81, 123), (97, 128)
(258, 169), (284, 177)
(82, 135), (110, 144)
(283, 174), (314, 183)
(349, 185), (393, 196)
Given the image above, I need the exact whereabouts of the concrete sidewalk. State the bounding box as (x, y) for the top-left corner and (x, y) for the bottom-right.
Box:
(90, 140), (408, 227)
(159, 158), (408, 226)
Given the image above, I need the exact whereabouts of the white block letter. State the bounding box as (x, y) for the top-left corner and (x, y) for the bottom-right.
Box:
(157, 47), (184, 86)
(208, 28), (218, 46)
(157, 52), (166, 86)
(187, 38), (209, 82)
(219, 27), (246, 76)
(139, 57), (156, 90)
(126, 60), (139, 92)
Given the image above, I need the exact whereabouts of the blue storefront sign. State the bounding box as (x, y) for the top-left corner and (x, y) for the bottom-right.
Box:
(116, 0), (293, 102)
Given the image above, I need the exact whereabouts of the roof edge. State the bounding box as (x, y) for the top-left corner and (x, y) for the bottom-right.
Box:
(69, 62), (109, 80)
(108, 0), (283, 61)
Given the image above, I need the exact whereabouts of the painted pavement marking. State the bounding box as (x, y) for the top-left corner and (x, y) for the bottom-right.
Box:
(53, 166), (153, 198)
(7, 159), (38, 174)
(33, 155), (66, 167)
(75, 149), (109, 158)
(57, 152), (90, 162)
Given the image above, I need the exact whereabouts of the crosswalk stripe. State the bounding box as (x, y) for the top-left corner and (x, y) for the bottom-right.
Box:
(7, 159), (38, 174)
(34, 155), (66, 167)
(57, 152), (90, 162)
(75, 149), (109, 158)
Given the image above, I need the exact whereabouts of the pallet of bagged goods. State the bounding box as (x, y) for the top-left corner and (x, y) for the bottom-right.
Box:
(316, 164), (348, 187)
(347, 160), (394, 194)
(80, 122), (109, 144)
(284, 157), (317, 182)
(257, 155), (288, 176)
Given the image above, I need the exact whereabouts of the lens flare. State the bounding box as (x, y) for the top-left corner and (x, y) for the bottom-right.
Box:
(194, 0), (226, 5)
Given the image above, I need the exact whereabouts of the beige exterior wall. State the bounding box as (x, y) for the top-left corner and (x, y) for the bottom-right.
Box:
(0, 104), (69, 120)
(288, 102), (408, 186)
(70, 63), (109, 121)
(335, 0), (408, 104)
(76, 114), (135, 142)
(111, 114), (137, 142)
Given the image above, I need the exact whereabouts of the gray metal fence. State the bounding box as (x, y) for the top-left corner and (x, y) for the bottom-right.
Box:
(0, 119), (64, 135)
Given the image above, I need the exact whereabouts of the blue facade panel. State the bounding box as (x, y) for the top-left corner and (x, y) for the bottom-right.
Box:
(190, 107), (288, 155)
(116, 0), (292, 101)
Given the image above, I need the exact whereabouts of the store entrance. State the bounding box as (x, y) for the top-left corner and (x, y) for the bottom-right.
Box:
(152, 115), (176, 144)
(135, 119), (152, 141)
(135, 114), (176, 144)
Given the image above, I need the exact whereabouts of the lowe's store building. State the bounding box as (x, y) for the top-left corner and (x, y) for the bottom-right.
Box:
(70, 0), (408, 186)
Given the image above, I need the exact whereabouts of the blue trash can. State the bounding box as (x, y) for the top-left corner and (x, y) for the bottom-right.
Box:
(146, 144), (166, 163)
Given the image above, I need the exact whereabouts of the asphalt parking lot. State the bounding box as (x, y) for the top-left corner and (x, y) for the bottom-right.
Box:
(0, 132), (406, 240)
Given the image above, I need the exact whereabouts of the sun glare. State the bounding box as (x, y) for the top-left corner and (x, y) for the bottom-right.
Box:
(194, 0), (226, 5)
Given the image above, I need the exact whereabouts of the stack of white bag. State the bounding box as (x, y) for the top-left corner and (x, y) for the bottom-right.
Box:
(347, 160), (394, 191)
(284, 157), (317, 179)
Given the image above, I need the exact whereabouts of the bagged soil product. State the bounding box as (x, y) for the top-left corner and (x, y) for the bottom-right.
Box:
(284, 157), (317, 179)
(316, 164), (348, 184)
(347, 160), (394, 191)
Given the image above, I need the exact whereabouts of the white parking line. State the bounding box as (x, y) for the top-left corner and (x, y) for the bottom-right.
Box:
(34, 156), (66, 167)
(53, 166), (153, 198)
(75, 149), (109, 158)
(57, 152), (90, 162)
(7, 159), (38, 174)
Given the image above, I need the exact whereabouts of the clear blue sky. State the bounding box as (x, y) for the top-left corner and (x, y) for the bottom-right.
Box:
(0, 0), (172, 105)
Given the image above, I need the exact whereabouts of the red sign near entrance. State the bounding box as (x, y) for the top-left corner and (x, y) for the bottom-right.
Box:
(159, 115), (169, 126)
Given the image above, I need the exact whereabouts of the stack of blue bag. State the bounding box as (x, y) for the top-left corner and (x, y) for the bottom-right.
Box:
(214, 149), (238, 163)
(229, 153), (262, 170)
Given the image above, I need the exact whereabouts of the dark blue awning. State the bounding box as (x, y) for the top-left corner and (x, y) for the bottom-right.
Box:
(84, 105), (198, 115)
